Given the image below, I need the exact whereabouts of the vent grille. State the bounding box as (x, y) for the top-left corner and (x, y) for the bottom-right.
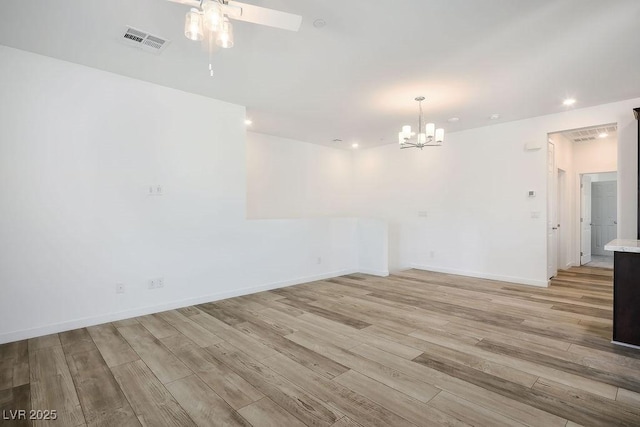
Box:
(121, 27), (169, 54)
(564, 124), (617, 143)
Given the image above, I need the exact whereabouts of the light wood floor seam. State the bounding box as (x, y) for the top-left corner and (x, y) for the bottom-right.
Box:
(2, 266), (639, 426)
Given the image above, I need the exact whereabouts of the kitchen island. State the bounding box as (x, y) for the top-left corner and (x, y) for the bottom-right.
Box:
(605, 239), (640, 349)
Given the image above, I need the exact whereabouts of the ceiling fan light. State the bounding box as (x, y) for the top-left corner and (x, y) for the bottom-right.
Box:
(203, 1), (223, 32)
(216, 17), (234, 48)
(435, 128), (445, 144)
(185, 8), (204, 41)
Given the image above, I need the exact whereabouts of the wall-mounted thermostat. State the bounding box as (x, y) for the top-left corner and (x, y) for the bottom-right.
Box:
(528, 190), (536, 197)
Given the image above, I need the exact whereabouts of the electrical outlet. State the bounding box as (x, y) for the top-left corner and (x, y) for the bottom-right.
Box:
(116, 283), (125, 294)
(148, 277), (164, 290)
(148, 185), (164, 196)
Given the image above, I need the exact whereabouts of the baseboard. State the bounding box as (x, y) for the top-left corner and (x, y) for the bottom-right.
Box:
(410, 264), (549, 287)
(357, 269), (389, 277)
(0, 268), (358, 344)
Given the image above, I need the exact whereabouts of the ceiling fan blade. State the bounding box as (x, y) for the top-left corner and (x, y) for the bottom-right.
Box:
(227, 1), (302, 32)
(164, 0), (302, 32)
(166, 0), (200, 8)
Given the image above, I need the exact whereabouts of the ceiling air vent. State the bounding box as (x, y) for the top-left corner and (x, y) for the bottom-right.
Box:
(121, 26), (170, 54)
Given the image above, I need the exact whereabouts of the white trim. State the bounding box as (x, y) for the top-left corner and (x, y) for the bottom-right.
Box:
(357, 269), (389, 277)
(0, 268), (357, 344)
(410, 264), (549, 287)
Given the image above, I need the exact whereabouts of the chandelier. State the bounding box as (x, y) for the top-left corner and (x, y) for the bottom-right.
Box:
(398, 96), (444, 149)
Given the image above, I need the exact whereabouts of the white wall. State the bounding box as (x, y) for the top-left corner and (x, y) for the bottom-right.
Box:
(573, 135), (618, 175)
(247, 132), (353, 219)
(353, 98), (639, 286)
(0, 46), (359, 343)
(356, 219), (389, 277)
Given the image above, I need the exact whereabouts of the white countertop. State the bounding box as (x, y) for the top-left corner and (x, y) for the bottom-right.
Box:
(605, 239), (640, 253)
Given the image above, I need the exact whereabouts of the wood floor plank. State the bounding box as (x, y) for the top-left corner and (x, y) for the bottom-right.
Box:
(29, 345), (85, 426)
(111, 360), (195, 426)
(333, 370), (468, 427)
(161, 333), (264, 410)
(261, 352), (417, 427)
(117, 324), (192, 384)
(86, 324), (139, 368)
(429, 391), (527, 427)
(351, 342), (567, 427)
(234, 320), (349, 379)
(59, 329), (96, 356)
(476, 337), (640, 393)
(330, 417), (364, 427)
(135, 314), (179, 339)
(237, 397), (306, 427)
(65, 349), (139, 426)
(286, 331), (440, 403)
(617, 388), (640, 406)
(28, 334), (61, 352)
(189, 314), (278, 360)
(0, 384), (31, 427)
(154, 310), (225, 348)
(0, 341), (28, 391)
(205, 341), (343, 427)
(165, 374), (250, 427)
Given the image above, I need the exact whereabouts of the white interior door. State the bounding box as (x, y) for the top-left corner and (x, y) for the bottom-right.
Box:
(603, 180), (617, 253)
(547, 142), (558, 279)
(591, 182), (605, 256)
(580, 175), (592, 265)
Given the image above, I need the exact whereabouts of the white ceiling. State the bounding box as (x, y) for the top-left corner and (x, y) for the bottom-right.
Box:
(1, 0), (639, 149)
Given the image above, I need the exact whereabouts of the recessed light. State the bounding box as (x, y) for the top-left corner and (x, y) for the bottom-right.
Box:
(563, 98), (576, 106)
(352, 143), (359, 148)
(599, 132), (608, 138)
(489, 114), (500, 120)
(244, 119), (253, 126)
(313, 19), (326, 28)
(448, 117), (460, 123)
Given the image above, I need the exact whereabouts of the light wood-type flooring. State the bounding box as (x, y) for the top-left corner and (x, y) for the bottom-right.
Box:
(2, 266), (640, 426)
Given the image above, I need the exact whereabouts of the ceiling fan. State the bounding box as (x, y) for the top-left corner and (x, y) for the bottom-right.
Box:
(166, 0), (302, 75)
(168, 0), (302, 32)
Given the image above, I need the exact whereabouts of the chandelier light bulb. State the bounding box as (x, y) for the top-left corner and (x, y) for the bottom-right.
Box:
(425, 123), (435, 139)
(185, 8), (204, 41)
(398, 132), (405, 145)
(216, 17), (234, 48)
(435, 128), (445, 144)
(402, 125), (412, 137)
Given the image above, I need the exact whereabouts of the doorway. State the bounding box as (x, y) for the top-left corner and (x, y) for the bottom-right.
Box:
(546, 123), (618, 275)
(580, 172), (617, 269)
